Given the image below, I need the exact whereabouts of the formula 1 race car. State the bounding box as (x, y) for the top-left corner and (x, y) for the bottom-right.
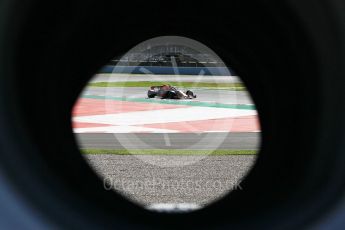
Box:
(147, 84), (197, 99)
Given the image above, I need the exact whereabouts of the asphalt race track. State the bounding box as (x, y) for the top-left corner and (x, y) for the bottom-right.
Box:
(82, 86), (254, 105)
(77, 133), (259, 150)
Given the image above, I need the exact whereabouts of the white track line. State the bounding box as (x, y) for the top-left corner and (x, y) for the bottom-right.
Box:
(73, 125), (179, 134)
(73, 107), (257, 126)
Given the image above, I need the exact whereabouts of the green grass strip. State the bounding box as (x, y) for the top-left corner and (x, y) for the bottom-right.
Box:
(88, 81), (245, 90)
(81, 149), (257, 155)
(82, 94), (256, 110)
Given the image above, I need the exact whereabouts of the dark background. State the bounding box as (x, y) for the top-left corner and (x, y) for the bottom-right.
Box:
(0, 0), (344, 229)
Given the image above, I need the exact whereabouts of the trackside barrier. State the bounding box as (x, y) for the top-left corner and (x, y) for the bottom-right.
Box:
(99, 66), (235, 76)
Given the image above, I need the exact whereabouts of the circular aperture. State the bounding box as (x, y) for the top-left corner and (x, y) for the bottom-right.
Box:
(72, 36), (261, 211)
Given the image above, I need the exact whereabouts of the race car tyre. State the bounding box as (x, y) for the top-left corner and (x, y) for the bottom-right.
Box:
(147, 90), (157, 98)
(186, 90), (196, 98)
